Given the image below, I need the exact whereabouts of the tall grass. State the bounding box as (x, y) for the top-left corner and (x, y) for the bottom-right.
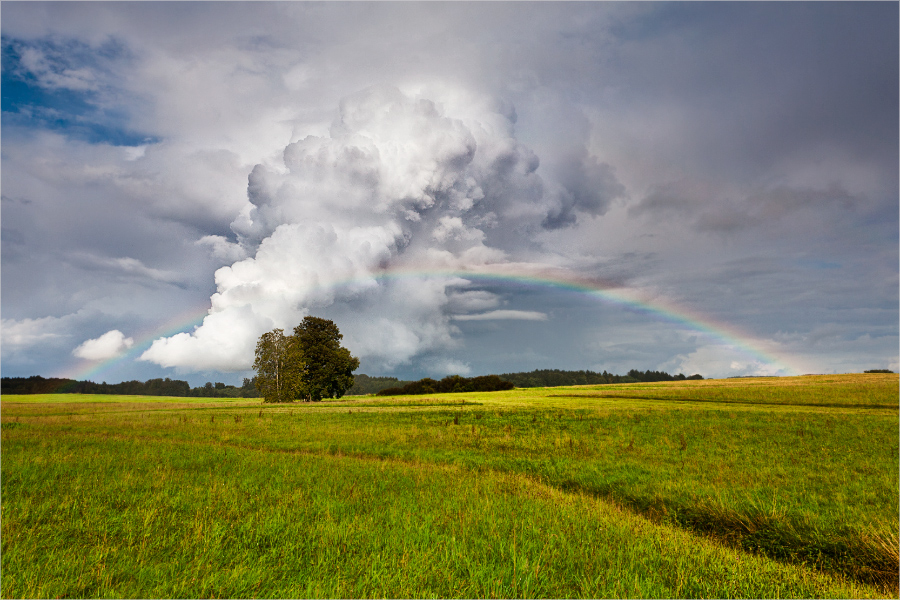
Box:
(2, 374), (897, 597)
(0, 436), (882, 598)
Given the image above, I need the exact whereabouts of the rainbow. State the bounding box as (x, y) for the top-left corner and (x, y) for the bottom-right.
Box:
(63, 265), (803, 381)
(367, 265), (801, 375)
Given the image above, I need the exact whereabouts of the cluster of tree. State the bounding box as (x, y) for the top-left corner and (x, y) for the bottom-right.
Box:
(864, 369), (895, 374)
(0, 375), (258, 398)
(345, 374), (414, 396)
(496, 368), (702, 388)
(188, 379), (258, 398)
(626, 369), (704, 382)
(376, 374), (514, 396)
(254, 316), (359, 402)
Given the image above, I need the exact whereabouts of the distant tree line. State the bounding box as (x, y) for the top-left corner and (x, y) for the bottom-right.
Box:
(376, 374), (515, 396)
(864, 369), (895, 374)
(1, 375), (258, 398)
(497, 368), (703, 388)
(352, 368), (705, 396)
(2, 367), (705, 399)
(345, 374), (414, 396)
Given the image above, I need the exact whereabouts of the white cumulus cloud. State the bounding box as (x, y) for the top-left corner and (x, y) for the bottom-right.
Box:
(72, 330), (134, 361)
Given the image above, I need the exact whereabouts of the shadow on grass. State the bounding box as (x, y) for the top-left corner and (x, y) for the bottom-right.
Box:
(551, 478), (899, 592)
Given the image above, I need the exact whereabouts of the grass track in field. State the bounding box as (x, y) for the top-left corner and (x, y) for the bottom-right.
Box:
(2, 373), (897, 597)
(0, 437), (885, 598)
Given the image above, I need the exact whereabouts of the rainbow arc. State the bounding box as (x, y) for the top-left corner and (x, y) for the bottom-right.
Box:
(64, 265), (800, 381)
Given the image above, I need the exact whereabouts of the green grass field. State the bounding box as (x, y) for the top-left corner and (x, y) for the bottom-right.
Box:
(2, 373), (897, 598)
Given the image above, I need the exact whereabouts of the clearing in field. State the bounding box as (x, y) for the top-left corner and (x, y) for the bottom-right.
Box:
(2, 373), (897, 598)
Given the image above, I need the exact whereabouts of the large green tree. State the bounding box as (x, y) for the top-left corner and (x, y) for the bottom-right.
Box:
(253, 317), (359, 403)
(291, 316), (360, 401)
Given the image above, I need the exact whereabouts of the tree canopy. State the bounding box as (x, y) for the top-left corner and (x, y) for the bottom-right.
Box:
(253, 317), (359, 402)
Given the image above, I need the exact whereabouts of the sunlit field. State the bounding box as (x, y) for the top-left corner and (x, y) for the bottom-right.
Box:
(2, 374), (897, 598)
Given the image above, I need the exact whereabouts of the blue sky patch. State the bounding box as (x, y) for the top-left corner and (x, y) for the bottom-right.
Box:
(1, 37), (157, 146)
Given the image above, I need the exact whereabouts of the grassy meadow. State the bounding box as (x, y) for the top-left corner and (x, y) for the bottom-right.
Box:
(2, 373), (897, 598)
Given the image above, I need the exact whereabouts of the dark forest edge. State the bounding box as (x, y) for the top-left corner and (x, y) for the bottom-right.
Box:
(498, 368), (704, 388)
(0, 375), (259, 398)
(2, 368), (703, 397)
(374, 374), (514, 396)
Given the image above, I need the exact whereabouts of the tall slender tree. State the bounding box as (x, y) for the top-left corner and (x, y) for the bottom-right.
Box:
(253, 328), (294, 402)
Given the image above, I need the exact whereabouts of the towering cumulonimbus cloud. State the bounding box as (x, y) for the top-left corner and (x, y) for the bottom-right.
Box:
(141, 85), (617, 372)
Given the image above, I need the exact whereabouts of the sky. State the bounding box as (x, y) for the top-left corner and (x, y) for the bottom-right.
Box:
(2, 2), (897, 387)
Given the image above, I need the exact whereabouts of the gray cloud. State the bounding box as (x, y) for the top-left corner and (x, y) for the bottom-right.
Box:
(2, 3), (896, 383)
(65, 253), (187, 287)
(543, 150), (627, 229)
(453, 310), (548, 322)
(629, 180), (861, 234)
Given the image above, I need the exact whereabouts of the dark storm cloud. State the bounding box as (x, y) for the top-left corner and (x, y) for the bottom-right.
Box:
(542, 149), (627, 229)
(606, 2), (898, 178)
(629, 180), (861, 234)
